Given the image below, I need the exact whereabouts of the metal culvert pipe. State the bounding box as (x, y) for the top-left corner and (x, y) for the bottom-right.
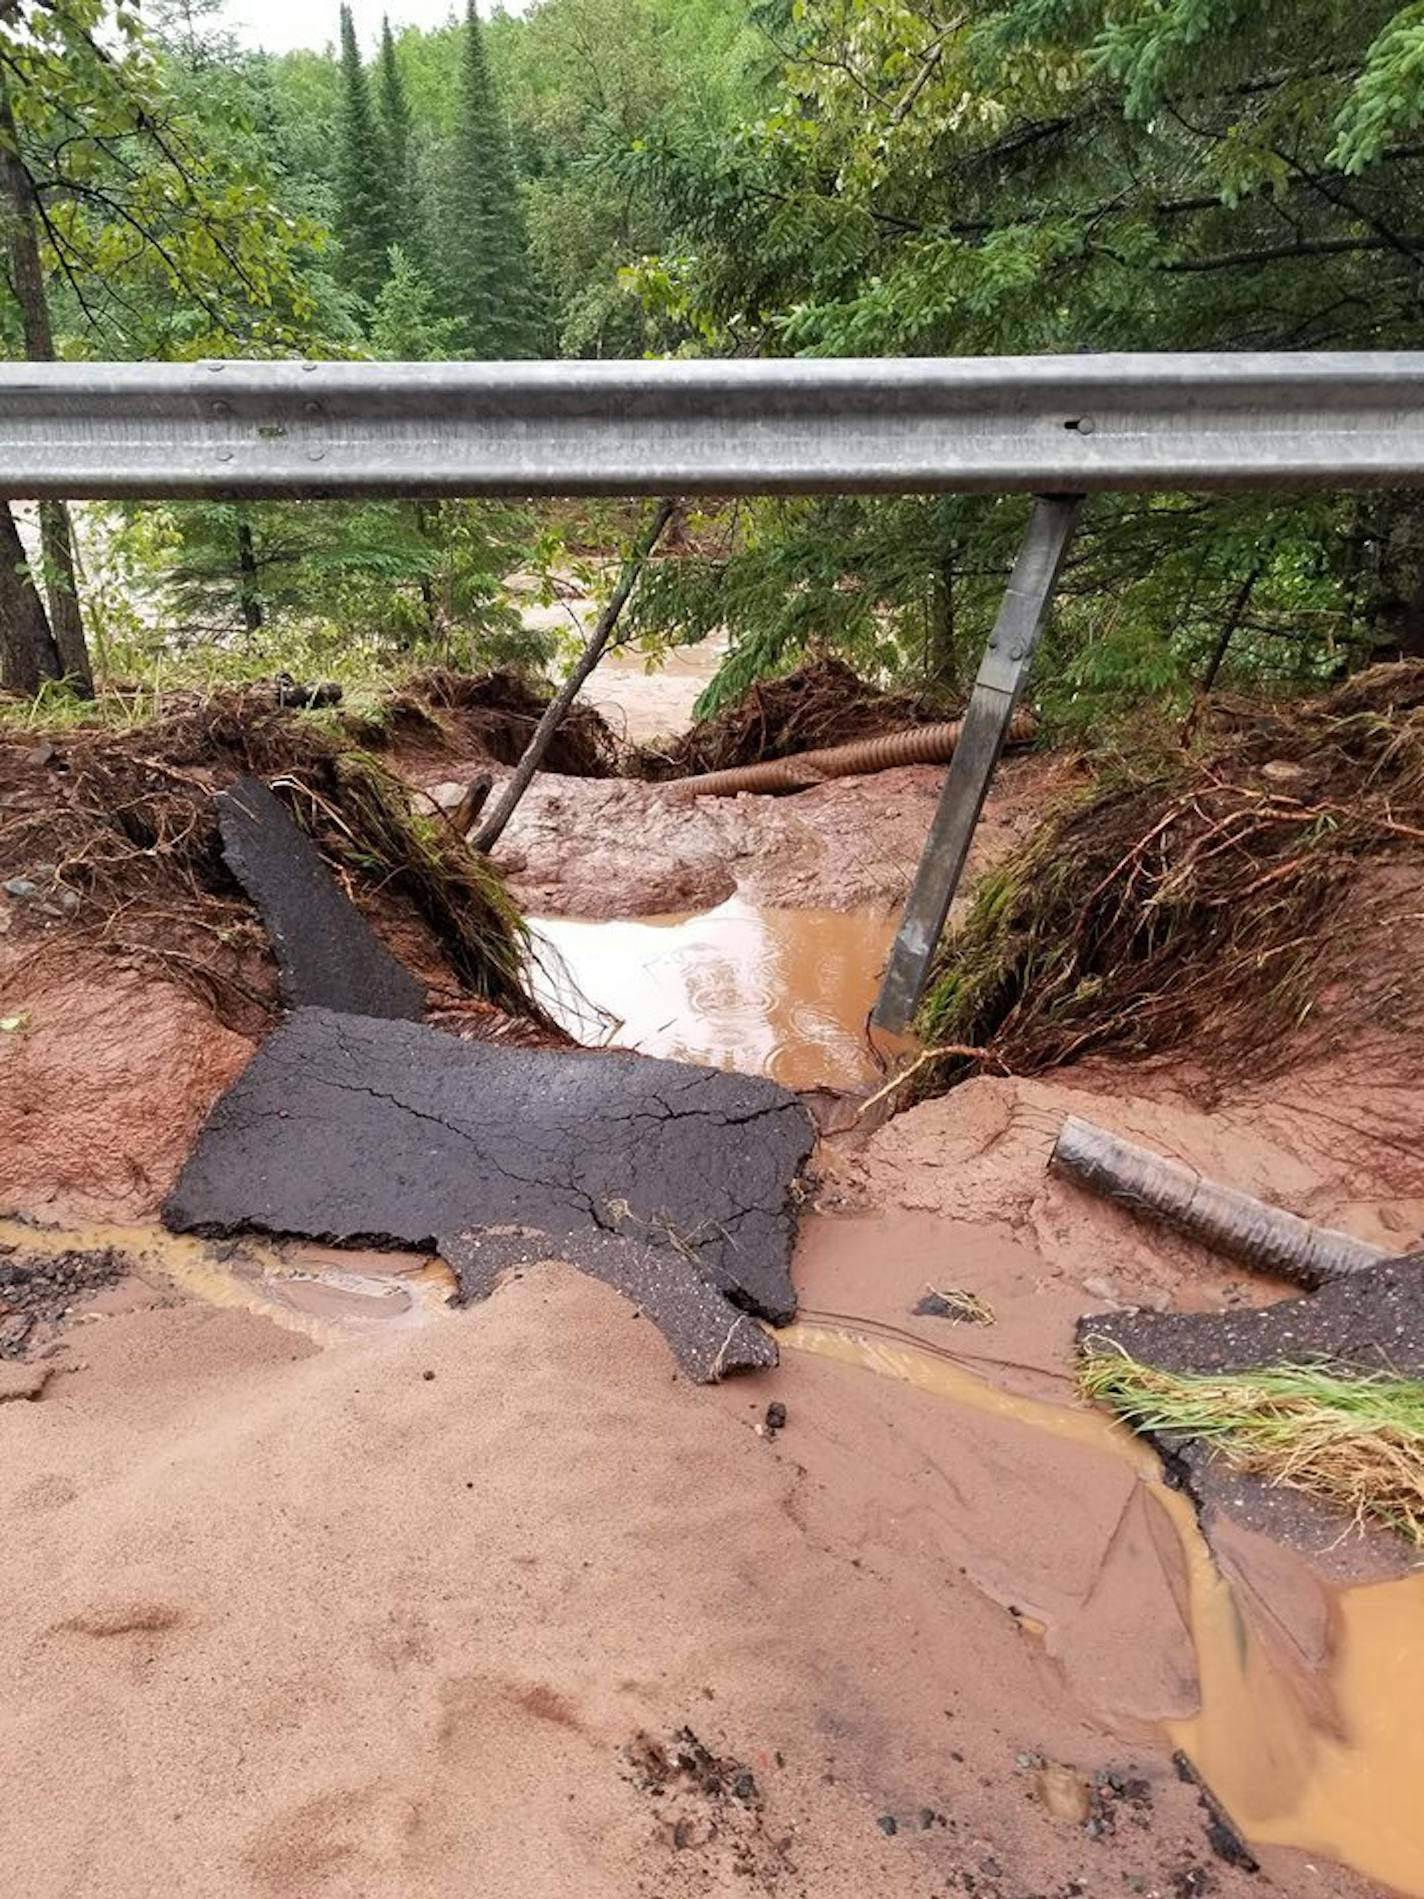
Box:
(1051, 1115), (1391, 1289)
(676, 711), (1037, 798)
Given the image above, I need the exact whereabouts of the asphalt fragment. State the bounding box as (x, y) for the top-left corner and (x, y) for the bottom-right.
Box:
(440, 1227), (778, 1383)
(216, 776), (426, 1021)
(165, 1008), (815, 1326)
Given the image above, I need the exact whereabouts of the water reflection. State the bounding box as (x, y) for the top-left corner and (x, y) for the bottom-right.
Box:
(530, 896), (900, 1092)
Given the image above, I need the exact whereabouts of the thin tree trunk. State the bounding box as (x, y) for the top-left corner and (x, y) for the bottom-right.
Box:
(0, 80), (93, 694)
(928, 551), (956, 693)
(39, 501), (90, 685)
(236, 516), (263, 633)
(1398, 540), (1424, 658)
(413, 503), (438, 637)
(473, 499), (675, 854)
(0, 501), (62, 694)
(1180, 563), (1262, 742)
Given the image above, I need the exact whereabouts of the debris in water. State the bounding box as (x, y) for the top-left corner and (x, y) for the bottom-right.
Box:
(915, 1285), (996, 1325)
(441, 1228), (778, 1383)
(217, 776), (427, 1021)
(166, 1008), (815, 1325)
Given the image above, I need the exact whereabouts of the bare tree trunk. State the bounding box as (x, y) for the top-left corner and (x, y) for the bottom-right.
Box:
(413, 503), (438, 638)
(1398, 540), (1424, 658)
(39, 501), (90, 684)
(473, 499), (675, 854)
(0, 501), (62, 694)
(1180, 563), (1262, 743)
(236, 515), (263, 633)
(0, 80), (93, 695)
(927, 551), (957, 694)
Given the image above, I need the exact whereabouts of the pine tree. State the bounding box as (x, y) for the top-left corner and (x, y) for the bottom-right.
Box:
(375, 17), (417, 251)
(334, 4), (393, 308)
(438, 0), (543, 357)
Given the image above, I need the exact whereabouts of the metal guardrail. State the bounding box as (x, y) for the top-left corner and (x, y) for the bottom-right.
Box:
(10, 349), (1421, 1030)
(3, 352), (1424, 499)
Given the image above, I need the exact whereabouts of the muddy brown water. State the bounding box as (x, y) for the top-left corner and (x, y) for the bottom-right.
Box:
(0, 1218), (456, 1343)
(530, 897), (905, 1093)
(785, 1324), (1424, 1899)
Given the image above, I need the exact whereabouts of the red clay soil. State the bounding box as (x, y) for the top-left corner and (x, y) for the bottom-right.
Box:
(418, 752), (1077, 919)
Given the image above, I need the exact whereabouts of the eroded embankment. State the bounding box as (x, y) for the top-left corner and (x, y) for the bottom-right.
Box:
(4, 663), (1424, 1898)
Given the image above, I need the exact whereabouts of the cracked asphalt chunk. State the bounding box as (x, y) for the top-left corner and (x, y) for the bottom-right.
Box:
(1079, 1255), (1424, 1382)
(164, 1008), (814, 1325)
(441, 1229), (779, 1382)
(217, 777), (426, 1021)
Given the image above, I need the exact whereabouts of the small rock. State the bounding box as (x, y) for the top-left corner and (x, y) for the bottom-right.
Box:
(876, 1814), (898, 1837)
(1034, 1762), (1092, 1826)
(1082, 1275), (1120, 1305)
(3, 878), (40, 900)
(1261, 759), (1307, 784)
(422, 1369), (436, 1382)
(763, 1400), (788, 1438)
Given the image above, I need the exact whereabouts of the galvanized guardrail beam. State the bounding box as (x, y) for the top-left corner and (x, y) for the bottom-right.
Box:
(2, 352), (1424, 499)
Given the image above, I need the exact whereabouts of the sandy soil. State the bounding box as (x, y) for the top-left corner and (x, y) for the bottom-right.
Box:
(0, 945), (256, 1223)
(0, 1249), (1386, 1899)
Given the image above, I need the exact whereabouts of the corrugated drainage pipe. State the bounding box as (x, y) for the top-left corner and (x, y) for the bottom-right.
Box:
(1051, 1115), (1390, 1289)
(675, 712), (1036, 798)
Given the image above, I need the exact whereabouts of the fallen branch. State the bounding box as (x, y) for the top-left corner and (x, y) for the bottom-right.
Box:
(1051, 1114), (1388, 1288)
(855, 1043), (1004, 1119)
(473, 499), (676, 852)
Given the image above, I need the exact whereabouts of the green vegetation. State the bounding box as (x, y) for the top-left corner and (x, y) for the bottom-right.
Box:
(3, 1), (1424, 721)
(1080, 1347), (1424, 1546)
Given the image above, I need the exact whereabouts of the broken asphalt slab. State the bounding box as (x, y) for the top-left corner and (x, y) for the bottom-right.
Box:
(217, 777), (426, 1021)
(441, 1229), (779, 1383)
(1078, 1255), (1424, 1381)
(164, 1007), (815, 1327)
(1079, 1256), (1424, 1556)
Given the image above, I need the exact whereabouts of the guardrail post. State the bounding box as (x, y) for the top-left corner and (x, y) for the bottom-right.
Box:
(872, 494), (1083, 1034)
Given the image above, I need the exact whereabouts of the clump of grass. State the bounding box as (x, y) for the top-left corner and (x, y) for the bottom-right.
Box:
(296, 751), (537, 1014)
(1080, 1346), (1424, 1546)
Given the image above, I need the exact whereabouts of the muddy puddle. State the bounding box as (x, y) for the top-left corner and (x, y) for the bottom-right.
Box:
(783, 1322), (1424, 1898)
(0, 1217), (455, 1344)
(530, 895), (904, 1092)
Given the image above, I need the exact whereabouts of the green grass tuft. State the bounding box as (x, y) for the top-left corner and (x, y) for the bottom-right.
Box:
(1080, 1346), (1424, 1546)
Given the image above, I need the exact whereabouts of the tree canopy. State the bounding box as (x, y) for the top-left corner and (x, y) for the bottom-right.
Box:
(5, 0), (1424, 716)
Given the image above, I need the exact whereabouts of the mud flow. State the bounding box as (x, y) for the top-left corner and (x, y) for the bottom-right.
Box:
(530, 896), (904, 1092)
(785, 1324), (1424, 1898)
(0, 1217), (455, 1344)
